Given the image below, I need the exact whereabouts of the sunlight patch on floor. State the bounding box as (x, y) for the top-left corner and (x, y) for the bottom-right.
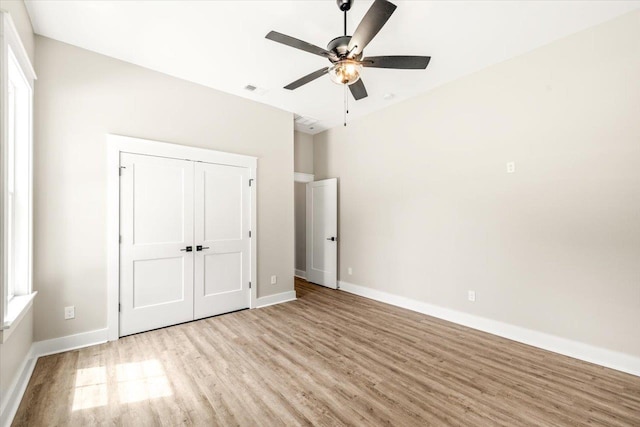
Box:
(72, 367), (108, 410)
(72, 359), (172, 411)
(116, 359), (172, 404)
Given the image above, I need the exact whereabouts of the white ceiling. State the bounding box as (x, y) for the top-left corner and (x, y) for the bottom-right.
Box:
(25, 1), (640, 134)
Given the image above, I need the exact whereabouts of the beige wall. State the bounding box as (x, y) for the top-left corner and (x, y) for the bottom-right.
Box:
(314, 11), (640, 357)
(0, 0), (34, 63)
(0, 0), (34, 412)
(294, 131), (314, 174)
(294, 131), (314, 274)
(294, 181), (307, 273)
(33, 36), (294, 341)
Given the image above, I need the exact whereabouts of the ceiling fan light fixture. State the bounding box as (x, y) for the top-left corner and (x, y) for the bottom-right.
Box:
(328, 61), (362, 86)
(266, 0), (431, 102)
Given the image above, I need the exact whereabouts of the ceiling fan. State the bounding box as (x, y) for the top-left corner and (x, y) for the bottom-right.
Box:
(265, 0), (431, 101)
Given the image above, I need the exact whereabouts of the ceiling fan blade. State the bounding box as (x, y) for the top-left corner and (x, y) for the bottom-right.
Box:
(284, 67), (329, 90)
(348, 0), (397, 57)
(266, 31), (335, 59)
(362, 55), (431, 69)
(349, 79), (368, 101)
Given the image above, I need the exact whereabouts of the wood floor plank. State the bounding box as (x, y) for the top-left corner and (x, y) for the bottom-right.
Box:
(12, 278), (640, 426)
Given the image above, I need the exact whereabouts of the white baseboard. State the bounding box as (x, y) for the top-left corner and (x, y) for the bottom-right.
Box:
(0, 345), (37, 427)
(1, 327), (109, 427)
(294, 270), (306, 279)
(31, 328), (109, 358)
(338, 280), (640, 377)
(256, 290), (297, 308)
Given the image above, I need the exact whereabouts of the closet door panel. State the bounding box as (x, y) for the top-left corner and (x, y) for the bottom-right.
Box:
(204, 252), (242, 295)
(194, 162), (250, 319)
(119, 153), (194, 336)
(203, 173), (243, 241)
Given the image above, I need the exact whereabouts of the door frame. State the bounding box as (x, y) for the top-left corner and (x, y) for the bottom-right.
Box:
(293, 173), (314, 279)
(106, 134), (257, 342)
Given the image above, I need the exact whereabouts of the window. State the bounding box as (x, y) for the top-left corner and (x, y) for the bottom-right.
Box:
(1, 12), (36, 339)
(6, 45), (31, 302)
(7, 79), (16, 301)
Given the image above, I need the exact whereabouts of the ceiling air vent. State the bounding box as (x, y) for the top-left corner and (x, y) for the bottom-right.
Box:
(244, 84), (267, 95)
(294, 114), (318, 127)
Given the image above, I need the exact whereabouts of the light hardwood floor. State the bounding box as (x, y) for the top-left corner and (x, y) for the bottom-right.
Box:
(13, 278), (640, 426)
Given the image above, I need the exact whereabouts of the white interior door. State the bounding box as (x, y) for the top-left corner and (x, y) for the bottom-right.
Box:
(194, 162), (251, 319)
(119, 153), (195, 336)
(306, 178), (338, 289)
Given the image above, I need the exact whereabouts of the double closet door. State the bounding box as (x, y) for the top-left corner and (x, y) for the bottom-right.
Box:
(119, 153), (251, 336)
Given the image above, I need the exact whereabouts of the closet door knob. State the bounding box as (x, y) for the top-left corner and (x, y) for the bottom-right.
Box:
(180, 246), (193, 252)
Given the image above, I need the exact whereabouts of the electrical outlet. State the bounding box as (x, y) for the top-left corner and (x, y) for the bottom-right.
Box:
(270, 275), (277, 285)
(468, 291), (476, 302)
(64, 306), (75, 320)
(506, 161), (515, 173)
(348, 267), (353, 275)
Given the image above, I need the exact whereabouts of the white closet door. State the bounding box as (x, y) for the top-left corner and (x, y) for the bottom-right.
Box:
(119, 153), (194, 336)
(306, 178), (338, 289)
(194, 162), (250, 319)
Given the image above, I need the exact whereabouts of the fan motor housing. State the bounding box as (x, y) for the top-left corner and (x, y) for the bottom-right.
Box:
(327, 36), (362, 61)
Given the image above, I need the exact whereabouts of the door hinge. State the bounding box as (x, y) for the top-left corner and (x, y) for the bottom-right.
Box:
(249, 230), (252, 238)
(119, 166), (126, 176)
(118, 303), (121, 312)
(119, 235), (122, 244)
(249, 282), (252, 289)
(249, 179), (254, 187)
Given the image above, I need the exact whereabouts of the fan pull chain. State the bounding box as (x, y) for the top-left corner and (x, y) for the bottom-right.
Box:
(344, 85), (348, 126)
(347, 85), (350, 117)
